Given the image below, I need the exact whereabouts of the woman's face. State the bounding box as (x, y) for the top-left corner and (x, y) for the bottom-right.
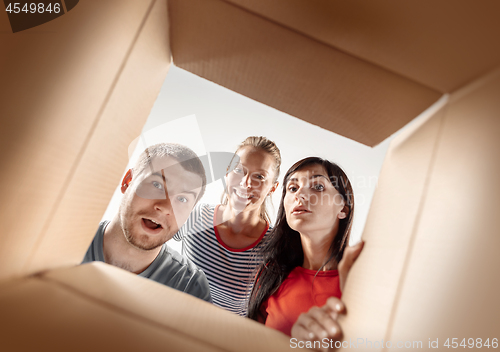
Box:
(284, 164), (346, 237)
(225, 146), (278, 214)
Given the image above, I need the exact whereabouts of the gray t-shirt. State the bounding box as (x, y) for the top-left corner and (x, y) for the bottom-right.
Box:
(82, 221), (212, 303)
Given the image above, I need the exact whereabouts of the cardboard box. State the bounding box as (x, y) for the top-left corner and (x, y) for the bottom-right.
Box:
(1, 0), (499, 350)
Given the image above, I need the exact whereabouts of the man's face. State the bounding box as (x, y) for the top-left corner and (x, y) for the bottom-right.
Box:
(119, 156), (203, 251)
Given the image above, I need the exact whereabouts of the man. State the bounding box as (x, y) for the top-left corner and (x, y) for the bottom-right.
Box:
(83, 143), (211, 302)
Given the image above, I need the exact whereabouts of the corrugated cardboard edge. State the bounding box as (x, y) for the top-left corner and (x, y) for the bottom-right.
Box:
(338, 66), (500, 351)
(0, 0), (171, 281)
(25, 0), (171, 275)
(0, 262), (296, 352)
(169, 0), (442, 147)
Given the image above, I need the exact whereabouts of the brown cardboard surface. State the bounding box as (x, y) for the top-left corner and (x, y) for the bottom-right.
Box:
(0, 277), (223, 351)
(25, 0), (171, 275)
(0, 0), (170, 281)
(169, 0), (442, 147)
(1, 1), (499, 350)
(0, 262), (296, 352)
(386, 69), (500, 349)
(225, 0), (500, 93)
(337, 101), (448, 348)
(338, 68), (500, 350)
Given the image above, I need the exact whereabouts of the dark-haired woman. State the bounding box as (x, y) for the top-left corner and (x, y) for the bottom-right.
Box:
(248, 157), (363, 338)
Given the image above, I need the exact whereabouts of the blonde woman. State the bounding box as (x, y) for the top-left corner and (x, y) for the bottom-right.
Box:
(175, 136), (281, 316)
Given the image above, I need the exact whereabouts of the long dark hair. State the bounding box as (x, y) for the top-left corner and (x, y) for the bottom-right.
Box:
(247, 157), (355, 321)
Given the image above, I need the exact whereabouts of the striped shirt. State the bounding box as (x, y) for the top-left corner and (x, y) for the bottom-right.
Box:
(174, 203), (271, 316)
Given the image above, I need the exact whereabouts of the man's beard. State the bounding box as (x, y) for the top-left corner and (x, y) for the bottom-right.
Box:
(124, 227), (167, 251)
(120, 215), (175, 251)
(118, 196), (179, 251)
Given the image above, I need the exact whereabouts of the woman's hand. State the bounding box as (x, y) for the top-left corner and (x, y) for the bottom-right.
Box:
(290, 297), (346, 351)
(338, 241), (364, 292)
(290, 242), (364, 351)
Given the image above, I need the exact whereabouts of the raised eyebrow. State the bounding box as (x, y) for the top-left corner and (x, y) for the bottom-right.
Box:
(288, 175), (328, 182)
(311, 174), (329, 181)
(236, 163), (268, 174)
(150, 173), (200, 199)
(151, 171), (167, 181)
(178, 189), (198, 198)
(252, 171), (268, 176)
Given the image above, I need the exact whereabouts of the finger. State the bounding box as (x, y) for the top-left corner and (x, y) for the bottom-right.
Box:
(324, 297), (346, 315)
(307, 306), (342, 339)
(291, 324), (331, 352)
(291, 322), (317, 342)
(294, 308), (329, 340)
(306, 308), (330, 339)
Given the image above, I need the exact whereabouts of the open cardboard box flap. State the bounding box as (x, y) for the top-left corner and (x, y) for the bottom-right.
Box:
(339, 69), (500, 349)
(169, 0), (500, 146)
(1, 0), (499, 350)
(0, 262), (292, 351)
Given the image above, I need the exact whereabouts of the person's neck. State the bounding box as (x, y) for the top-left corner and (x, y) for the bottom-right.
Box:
(218, 204), (264, 237)
(300, 229), (338, 271)
(103, 215), (162, 274)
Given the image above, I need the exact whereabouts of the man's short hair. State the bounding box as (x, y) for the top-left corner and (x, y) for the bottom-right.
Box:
(133, 143), (207, 201)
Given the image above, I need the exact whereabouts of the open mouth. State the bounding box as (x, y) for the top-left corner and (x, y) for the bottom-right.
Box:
(291, 206), (311, 215)
(142, 218), (163, 230)
(234, 189), (254, 200)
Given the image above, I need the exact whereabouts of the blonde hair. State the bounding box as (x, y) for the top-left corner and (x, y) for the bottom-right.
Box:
(221, 136), (281, 224)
